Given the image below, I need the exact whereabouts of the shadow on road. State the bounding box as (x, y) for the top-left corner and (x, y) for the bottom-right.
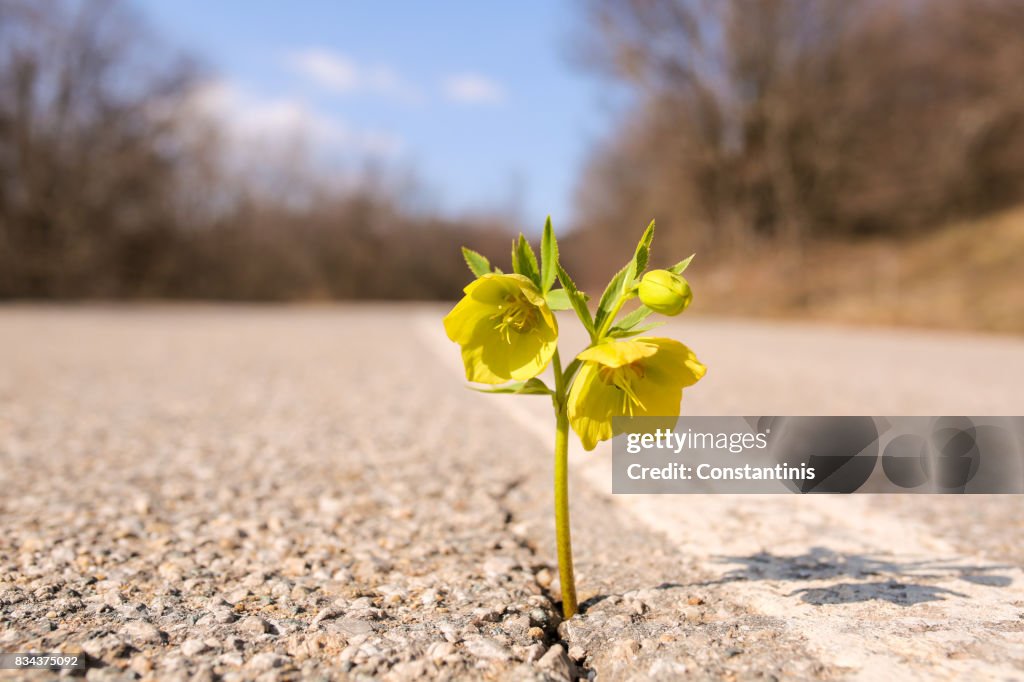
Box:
(575, 547), (1013, 613)
(697, 546), (1013, 606)
(788, 581), (968, 605)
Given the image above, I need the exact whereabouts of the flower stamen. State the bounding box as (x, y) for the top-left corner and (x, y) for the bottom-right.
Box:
(491, 294), (539, 342)
(597, 361), (647, 415)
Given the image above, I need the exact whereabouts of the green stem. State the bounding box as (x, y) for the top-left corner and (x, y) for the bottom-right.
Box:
(554, 404), (577, 618)
(596, 293), (630, 341)
(551, 349), (578, 619)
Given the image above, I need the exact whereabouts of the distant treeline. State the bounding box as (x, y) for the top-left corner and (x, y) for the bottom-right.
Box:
(0, 0), (512, 300)
(4, 0), (1024, 300)
(568, 0), (1024, 278)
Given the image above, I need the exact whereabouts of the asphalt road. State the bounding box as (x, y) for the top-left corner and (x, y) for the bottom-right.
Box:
(424, 306), (1024, 680)
(2, 305), (1023, 681)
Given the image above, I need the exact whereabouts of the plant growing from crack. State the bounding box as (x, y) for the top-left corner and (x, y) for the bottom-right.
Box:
(443, 219), (706, 618)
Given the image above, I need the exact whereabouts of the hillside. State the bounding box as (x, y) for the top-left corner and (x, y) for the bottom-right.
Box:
(689, 207), (1024, 334)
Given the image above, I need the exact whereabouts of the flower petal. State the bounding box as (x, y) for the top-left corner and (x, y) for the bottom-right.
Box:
(443, 292), (496, 345)
(457, 321), (512, 383)
(567, 363), (621, 451)
(636, 337), (707, 388)
(576, 339), (658, 368)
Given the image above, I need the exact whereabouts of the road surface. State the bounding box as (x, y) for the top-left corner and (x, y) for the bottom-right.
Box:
(1, 305), (1022, 680)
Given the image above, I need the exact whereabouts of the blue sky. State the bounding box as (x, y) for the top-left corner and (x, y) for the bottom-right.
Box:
(133, 0), (624, 231)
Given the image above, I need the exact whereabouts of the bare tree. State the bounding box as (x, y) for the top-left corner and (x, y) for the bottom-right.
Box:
(570, 0), (1024, 279)
(0, 0), (516, 300)
(0, 0), (198, 296)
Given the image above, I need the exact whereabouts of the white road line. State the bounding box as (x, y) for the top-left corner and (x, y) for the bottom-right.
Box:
(416, 311), (1024, 680)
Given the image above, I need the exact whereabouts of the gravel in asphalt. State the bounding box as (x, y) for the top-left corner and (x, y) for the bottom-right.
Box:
(2, 306), (1024, 681)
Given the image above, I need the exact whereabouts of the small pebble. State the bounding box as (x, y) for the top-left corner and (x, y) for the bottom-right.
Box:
(239, 615), (271, 635)
(181, 639), (209, 656)
(121, 621), (164, 645)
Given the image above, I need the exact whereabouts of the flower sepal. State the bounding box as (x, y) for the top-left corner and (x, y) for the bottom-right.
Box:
(468, 378), (553, 396)
(606, 321), (664, 338)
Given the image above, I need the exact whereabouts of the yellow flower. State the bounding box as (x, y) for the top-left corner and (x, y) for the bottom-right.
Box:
(443, 273), (558, 384)
(567, 337), (706, 450)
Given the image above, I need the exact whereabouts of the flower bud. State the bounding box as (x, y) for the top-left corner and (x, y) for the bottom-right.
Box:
(638, 269), (692, 316)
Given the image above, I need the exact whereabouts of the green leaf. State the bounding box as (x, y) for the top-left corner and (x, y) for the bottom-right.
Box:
(511, 234), (541, 287)
(622, 219), (656, 287)
(461, 247), (491, 278)
(469, 378), (552, 395)
(611, 304), (654, 332)
(608, 321), (664, 338)
(592, 222), (657, 333)
(545, 288), (572, 311)
(633, 219), (656, 275)
(563, 357), (582, 386)
(555, 263), (595, 335)
(540, 216), (558, 293)
(668, 253), (695, 275)
(520, 235), (541, 283)
(593, 264), (629, 332)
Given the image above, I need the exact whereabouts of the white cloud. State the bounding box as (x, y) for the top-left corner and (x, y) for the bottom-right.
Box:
(287, 49), (360, 93)
(285, 48), (419, 103)
(442, 73), (505, 105)
(187, 80), (403, 158)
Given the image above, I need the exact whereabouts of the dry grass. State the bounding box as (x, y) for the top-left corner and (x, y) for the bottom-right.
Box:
(690, 207), (1024, 334)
